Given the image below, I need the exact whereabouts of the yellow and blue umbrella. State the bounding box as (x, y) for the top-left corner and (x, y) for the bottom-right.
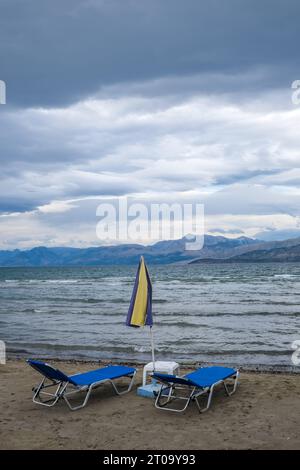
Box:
(126, 256), (153, 327)
(126, 256), (155, 365)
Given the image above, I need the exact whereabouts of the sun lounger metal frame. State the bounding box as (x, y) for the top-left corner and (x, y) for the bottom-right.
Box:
(27, 360), (136, 411)
(152, 367), (239, 413)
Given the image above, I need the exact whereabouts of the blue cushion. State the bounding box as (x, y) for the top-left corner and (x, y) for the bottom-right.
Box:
(185, 366), (236, 388)
(69, 365), (136, 386)
(153, 366), (236, 389)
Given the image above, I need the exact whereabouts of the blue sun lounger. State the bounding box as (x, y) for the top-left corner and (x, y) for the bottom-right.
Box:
(152, 366), (239, 413)
(27, 359), (136, 411)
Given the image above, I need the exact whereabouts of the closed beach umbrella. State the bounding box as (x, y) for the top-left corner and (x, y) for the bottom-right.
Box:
(126, 256), (155, 365)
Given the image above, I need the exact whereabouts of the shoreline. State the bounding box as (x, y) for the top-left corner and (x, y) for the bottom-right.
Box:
(6, 355), (300, 375)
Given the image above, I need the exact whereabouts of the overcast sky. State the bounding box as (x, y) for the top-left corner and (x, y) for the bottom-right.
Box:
(0, 0), (300, 248)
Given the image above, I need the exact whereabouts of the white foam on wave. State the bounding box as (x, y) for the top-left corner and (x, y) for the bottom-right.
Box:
(3, 279), (79, 284)
(274, 274), (300, 279)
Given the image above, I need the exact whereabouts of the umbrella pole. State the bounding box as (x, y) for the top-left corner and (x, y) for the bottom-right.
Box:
(150, 326), (156, 371)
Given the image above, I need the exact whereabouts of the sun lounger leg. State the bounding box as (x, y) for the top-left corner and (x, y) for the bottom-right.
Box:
(194, 384), (216, 413)
(154, 384), (174, 407)
(110, 371), (136, 395)
(32, 378), (66, 407)
(223, 371), (239, 396)
(194, 372), (239, 413)
(154, 385), (195, 412)
(63, 384), (94, 411)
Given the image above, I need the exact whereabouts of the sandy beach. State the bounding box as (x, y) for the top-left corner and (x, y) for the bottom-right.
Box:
(0, 359), (299, 450)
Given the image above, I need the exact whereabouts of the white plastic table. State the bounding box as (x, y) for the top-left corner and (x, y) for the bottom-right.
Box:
(142, 361), (180, 386)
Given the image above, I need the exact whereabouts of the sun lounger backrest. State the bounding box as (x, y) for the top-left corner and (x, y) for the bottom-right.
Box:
(152, 372), (196, 387)
(27, 360), (76, 385)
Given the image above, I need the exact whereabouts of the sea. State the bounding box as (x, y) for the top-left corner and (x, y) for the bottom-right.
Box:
(0, 263), (299, 371)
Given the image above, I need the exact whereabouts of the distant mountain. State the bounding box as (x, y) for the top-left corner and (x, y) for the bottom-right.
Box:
(0, 235), (259, 266)
(190, 237), (300, 263)
(254, 228), (300, 242)
(1, 235), (300, 266)
(224, 243), (300, 262)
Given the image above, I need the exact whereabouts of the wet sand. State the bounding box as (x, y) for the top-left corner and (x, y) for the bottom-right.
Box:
(0, 360), (299, 450)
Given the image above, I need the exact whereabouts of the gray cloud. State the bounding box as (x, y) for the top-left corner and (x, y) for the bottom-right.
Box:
(1, 0), (300, 107)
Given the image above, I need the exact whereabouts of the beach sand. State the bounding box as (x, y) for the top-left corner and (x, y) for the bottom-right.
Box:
(0, 360), (299, 450)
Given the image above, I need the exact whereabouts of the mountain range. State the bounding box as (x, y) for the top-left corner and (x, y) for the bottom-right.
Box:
(190, 236), (300, 263)
(0, 234), (300, 266)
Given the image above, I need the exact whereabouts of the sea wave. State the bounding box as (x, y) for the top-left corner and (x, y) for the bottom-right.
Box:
(274, 274), (300, 279)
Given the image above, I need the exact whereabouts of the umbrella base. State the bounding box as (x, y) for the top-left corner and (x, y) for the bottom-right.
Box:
(137, 382), (161, 398)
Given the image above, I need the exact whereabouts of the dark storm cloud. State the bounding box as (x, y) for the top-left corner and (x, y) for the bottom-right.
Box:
(1, 0), (300, 107)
